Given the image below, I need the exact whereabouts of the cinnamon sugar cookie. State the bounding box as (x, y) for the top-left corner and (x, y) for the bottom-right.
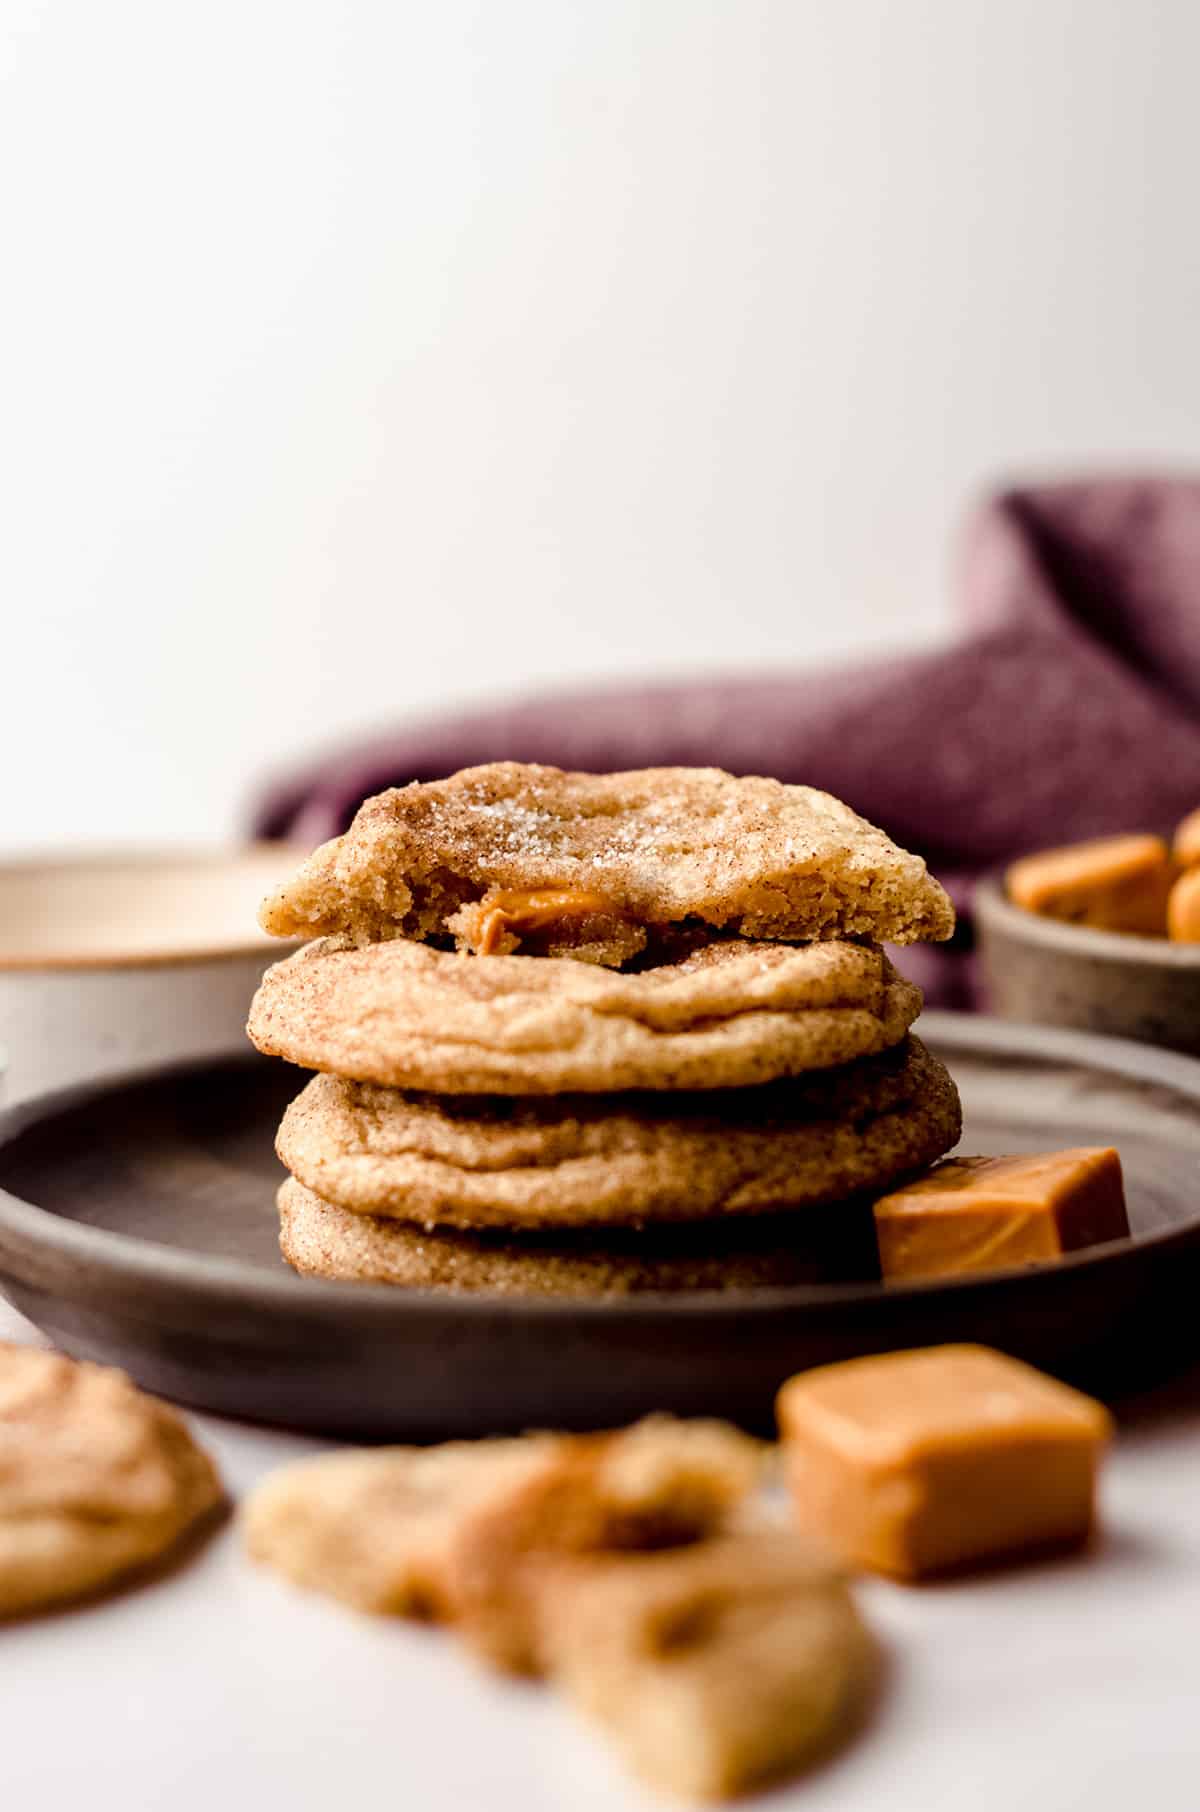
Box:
(275, 1038), (960, 1230)
(257, 763), (953, 959)
(0, 1343), (223, 1619)
(276, 1178), (880, 1294)
(247, 937), (922, 1094)
(243, 1416), (759, 1638)
(445, 1416), (763, 1675)
(243, 1436), (562, 1617)
(539, 1534), (872, 1800)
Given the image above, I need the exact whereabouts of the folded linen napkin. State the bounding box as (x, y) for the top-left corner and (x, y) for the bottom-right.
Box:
(251, 477), (1200, 1005)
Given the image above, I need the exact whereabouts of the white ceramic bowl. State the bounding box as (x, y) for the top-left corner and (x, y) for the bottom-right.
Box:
(0, 847), (303, 1103)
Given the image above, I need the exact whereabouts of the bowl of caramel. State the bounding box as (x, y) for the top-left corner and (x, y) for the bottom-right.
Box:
(976, 811), (1200, 1055)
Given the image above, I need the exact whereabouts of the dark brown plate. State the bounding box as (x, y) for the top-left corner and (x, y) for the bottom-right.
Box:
(2, 1012), (1200, 1436)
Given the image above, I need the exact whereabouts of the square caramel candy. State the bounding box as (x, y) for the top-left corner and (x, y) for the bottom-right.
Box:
(1007, 834), (1174, 935)
(1173, 806), (1200, 870)
(777, 1345), (1112, 1579)
(1168, 867), (1200, 942)
(873, 1148), (1129, 1281)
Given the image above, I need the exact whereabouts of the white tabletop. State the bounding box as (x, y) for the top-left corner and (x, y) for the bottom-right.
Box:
(3, 1294), (1200, 1812)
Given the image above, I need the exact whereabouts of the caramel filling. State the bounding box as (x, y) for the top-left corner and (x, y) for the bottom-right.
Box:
(474, 888), (622, 956)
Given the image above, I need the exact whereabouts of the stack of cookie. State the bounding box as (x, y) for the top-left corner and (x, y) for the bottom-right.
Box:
(247, 765), (962, 1294)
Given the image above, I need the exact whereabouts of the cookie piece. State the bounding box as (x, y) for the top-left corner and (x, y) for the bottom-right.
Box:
(257, 764), (954, 956)
(278, 1178), (883, 1293)
(445, 1416), (764, 1675)
(243, 1416), (759, 1650)
(247, 936), (922, 1094)
(538, 1535), (872, 1801)
(0, 1342), (223, 1619)
(276, 1036), (959, 1231)
(243, 1436), (564, 1616)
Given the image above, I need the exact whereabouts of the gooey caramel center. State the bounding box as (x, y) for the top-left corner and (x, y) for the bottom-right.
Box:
(475, 888), (620, 956)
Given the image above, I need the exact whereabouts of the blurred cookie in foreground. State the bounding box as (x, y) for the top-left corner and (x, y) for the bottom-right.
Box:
(538, 1534), (873, 1803)
(445, 1416), (763, 1675)
(1007, 834), (1175, 937)
(243, 1435), (565, 1618)
(277, 1180), (882, 1295)
(873, 1147), (1129, 1281)
(276, 1036), (960, 1232)
(244, 1415), (760, 1652)
(0, 1342), (223, 1619)
(245, 1416), (864, 1802)
(248, 936), (923, 1095)
(257, 762), (954, 957)
(778, 1344), (1112, 1580)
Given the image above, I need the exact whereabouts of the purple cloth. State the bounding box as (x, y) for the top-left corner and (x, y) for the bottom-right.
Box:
(251, 477), (1200, 1005)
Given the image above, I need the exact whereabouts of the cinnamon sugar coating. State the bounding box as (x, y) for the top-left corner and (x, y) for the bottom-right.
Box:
(442, 1417), (763, 1675)
(276, 1178), (877, 1293)
(275, 1037), (959, 1231)
(0, 1343), (223, 1619)
(257, 764), (954, 958)
(243, 1436), (561, 1617)
(243, 1416), (759, 1651)
(247, 936), (922, 1094)
(538, 1534), (871, 1800)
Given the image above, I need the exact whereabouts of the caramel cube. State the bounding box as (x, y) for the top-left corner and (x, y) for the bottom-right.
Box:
(1007, 834), (1174, 935)
(873, 1148), (1129, 1281)
(777, 1344), (1112, 1579)
(1173, 807), (1200, 869)
(1168, 867), (1200, 942)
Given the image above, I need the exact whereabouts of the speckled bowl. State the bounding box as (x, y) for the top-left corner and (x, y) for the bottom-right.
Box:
(975, 874), (1200, 1056)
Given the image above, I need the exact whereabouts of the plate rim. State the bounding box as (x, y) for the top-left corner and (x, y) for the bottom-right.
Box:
(1, 1011), (1199, 1324)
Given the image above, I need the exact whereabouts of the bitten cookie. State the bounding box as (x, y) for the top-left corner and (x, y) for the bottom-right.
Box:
(247, 936), (923, 1094)
(257, 763), (954, 957)
(442, 1416), (764, 1675)
(244, 1416), (760, 1652)
(0, 1343), (223, 1619)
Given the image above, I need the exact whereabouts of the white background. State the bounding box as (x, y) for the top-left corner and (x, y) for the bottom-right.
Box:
(3, 0), (1200, 850)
